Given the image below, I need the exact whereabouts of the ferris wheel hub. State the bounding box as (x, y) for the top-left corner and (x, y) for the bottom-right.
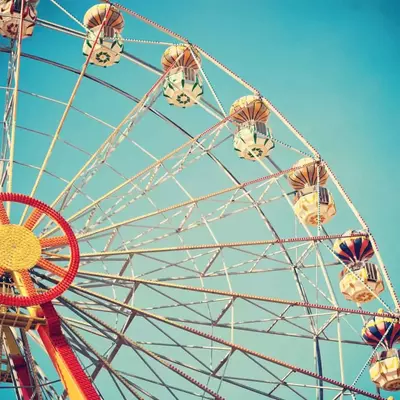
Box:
(0, 224), (41, 272)
(0, 193), (80, 307)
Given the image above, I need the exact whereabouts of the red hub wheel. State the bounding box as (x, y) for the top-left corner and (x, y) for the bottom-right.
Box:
(0, 193), (79, 306)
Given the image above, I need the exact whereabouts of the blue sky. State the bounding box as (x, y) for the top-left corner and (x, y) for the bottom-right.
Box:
(146, 0), (400, 288)
(1, 0), (400, 398)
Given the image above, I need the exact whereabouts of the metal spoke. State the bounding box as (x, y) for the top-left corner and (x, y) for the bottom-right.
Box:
(74, 270), (398, 319)
(62, 281), (383, 399)
(19, 5), (114, 224)
(36, 258), (67, 277)
(0, 201), (10, 224)
(5, 0), (25, 205)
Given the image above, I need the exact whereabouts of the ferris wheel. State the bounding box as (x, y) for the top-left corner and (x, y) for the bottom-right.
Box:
(0, 1), (398, 399)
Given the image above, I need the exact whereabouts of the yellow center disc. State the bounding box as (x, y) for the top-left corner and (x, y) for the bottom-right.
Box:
(0, 225), (41, 271)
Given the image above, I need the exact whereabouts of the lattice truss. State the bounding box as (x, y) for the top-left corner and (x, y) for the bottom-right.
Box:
(0, 0), (397, 399)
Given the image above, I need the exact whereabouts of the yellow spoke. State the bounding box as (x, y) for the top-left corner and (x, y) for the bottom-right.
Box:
(24, 208), (43, 230)
(16, 271), (37, 296)
(36, 258), (67, 278)
(40, 235), (69, 249)
(37, 258), (67, 278)
(0, 202), (10, 224)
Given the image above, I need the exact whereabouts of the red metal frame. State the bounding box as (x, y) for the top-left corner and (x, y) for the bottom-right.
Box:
(3, 327), (37, 400)
(37, 302), (100, 400)
(10, 354), (35, 399)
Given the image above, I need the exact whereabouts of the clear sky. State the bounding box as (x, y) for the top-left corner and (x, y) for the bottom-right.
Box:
(131, 0), (400, 291)
(1, 0), (399, 399)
